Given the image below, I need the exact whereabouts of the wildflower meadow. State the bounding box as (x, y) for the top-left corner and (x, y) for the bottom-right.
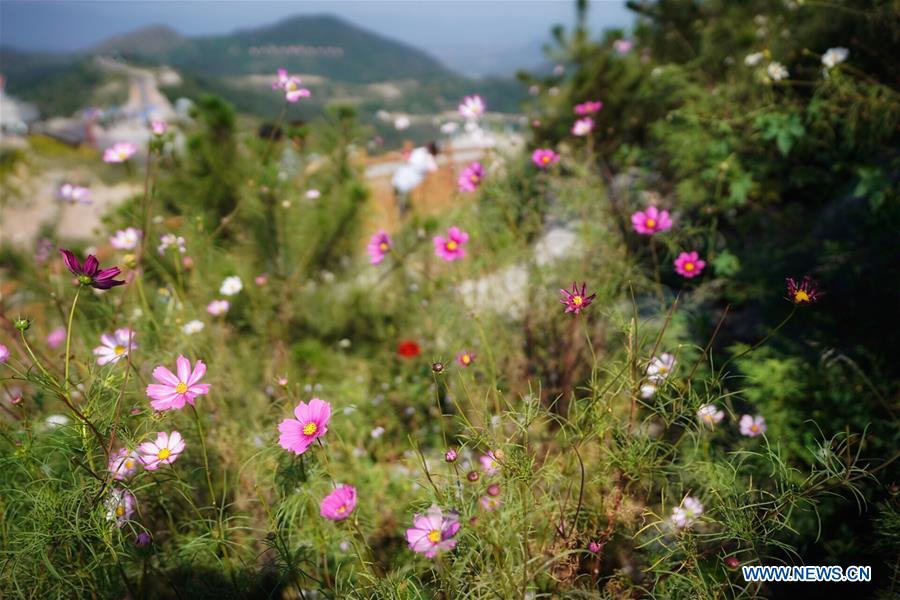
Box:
(1, 1), (898, 598)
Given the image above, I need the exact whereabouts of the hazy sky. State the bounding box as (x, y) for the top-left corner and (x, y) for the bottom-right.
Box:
(0, 0), (634, 75)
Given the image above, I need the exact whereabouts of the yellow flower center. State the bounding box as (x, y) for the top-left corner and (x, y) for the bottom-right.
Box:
(175, 382), (188, 394)
(750, 424), (759, 433)
(542, 155), (550, 164)
(157, 448), (171, 460)
(427, 529), (441, 543)
(125, 459), (135, 469)
(684, 263), (695, 271)
(337, 505), (346, 514)
(116, 504), (126, 517)
(794, 290), (810, 303)
(286, 81), (297, 91)
(572, 295), (583, 306)
(379, 242), (389, 251)
(446, 241), (458, 251)
(303, 422), (318, 436)
(462, 354), (471, 364)
(114, 345), (126, 355)
(470, 175), (479, 182)
(646, 219), (656, 228)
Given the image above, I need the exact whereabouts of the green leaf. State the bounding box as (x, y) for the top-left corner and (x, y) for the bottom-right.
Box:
(712, 250), (741, 277)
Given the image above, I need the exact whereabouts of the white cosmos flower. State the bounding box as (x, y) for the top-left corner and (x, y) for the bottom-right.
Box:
(110, 227), (142, 250)
(767, 62), (789, 81)
(182, 320), (205, 335)
(821, 47), (848, 69)
(93, 328), (137, 366)
(647, 353), (676, 382)
(670, 496), (704, 529)
(219, 276), (243, 296)
(697, 404), (725, 427)
(744, 52), (764, 66)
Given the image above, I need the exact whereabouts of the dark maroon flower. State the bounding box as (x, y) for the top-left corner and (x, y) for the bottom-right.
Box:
(466, 470), (480, 482)
(560, 281), (596, 314)
(785, 276), (820, 305)
(724, 556), (740, 570)
(60, 249), (125, 289)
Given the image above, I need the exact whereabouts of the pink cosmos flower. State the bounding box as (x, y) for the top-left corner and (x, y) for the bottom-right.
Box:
(673, 251), (706, 278)
(405, 504), (461, 558)
(646, 353), (675, 382)
(278, 398), (332, 455)
(480, 450), (500, 475)
(206, 299), (230, 316)
(108, 447), (140, 480)
(458, 161), (485, 193)
(456, 351), (475, 367)
(697, 404), (725, 427)
(531, 148), (560, 168)
(574, 101), (603, 115)
(138, 430), (185, 470)
(145, 355), (210, 411)
(631, 206), (673, 235)
(0, 344), (9, 363)
(560, 282), (596, 315)
(458, 95), (486, 120)
(58, 183), (91, 204)
(367, 230), (392, 264)
(150, 120), (168, 136)
(272, 68), (310, 102)
(670, 496), (703, 529)
(47, 326), (66, 349)
(103, 142), (138, 163)
(480, 495), (502, 511)
(571, 117), (594, 136)
(93, 328), (137, 366)
(433, 226), (469, 262)
(320, 485), (357, 521)
(110, 227), (142, 250)
(739, 414), (767, 437)
(588, 541), (602, 553)
(614, 39), (634, 54)
(255, 274), (268, 286)
(106, 488), (136, 528)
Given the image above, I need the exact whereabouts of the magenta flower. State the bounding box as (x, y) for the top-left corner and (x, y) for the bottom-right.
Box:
(531, 148), (560, 168)
(560, 282), (596, 315)
(320, 485), (357, 521)
(106, 488), (136, 528)
(46, 326), (66, 349)
(103, 142), (137, 163)
(614, 39), (634, 54)
(458, 95), (486, 120)
(444, 448), (458, 462)
(60, 249), (125, 289)
(138, 431), (185, 470)
(93, 328), (137, 366)
(739, 414), (767, 437)
(786, 276), (821, 305)
(588, 541), (602, 553)
(673, 251), (706, 278)
(278, 398), (332, 455)
(458, 161), (485, 193)
(405, 505), (461, 558)
(631, 206), (673, 235)
(456, 351), (475, 367)
(574, 101), (603, 115)
(145, 355), (210, 411)
(480, 450), (500, 475)
(0, 344), (8, 363)
(272, 68), (310, 102)
(206, 299), (230, 316)
(108, 447), (140, 480)
(367, 230), (392, 264)
(433, 226), (469, 262)
(58, 183), (91, 204)
(571, 117), (594, 136)
(480, 495), (502, 511)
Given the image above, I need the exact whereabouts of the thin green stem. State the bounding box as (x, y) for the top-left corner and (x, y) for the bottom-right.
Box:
(63, 285), (82, 400)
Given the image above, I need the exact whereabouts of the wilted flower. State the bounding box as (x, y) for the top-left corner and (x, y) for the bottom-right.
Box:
(367, 230), (392, 264)
(744, 52), (764, 66)
(480, 450), (500, 475)
(631, 206), (673, 235)
(574, 100), (602, 115)
(767, 62), (789, 81)
(647, 353), (676, 382)
(58, 183), (91, 204)
(786, 276), (820, 305)
(531, 148), (559, 168)
(206, 300), (230, 316)
(103, 142), (138, 163)
(108, 447), (140, 480)
(406, 505), (461, 557)
(105, 488), (136, 528)
(444, 448), (458, 462)
(110, 227), (142, 250)
(571, 117), (594, 136)
(157, 233), (186, 255)
(47, 326), (66, 349)
(560, 282), (596, 315)
(739, 414), (767, 437)
(320, 485), (357, 521)
(670, 496), (704, 529)
(480, 495), (502, 511)
(60, 249), (125, 289)
(219, 276), (243, 296)
(456, 351), (475, 367)
(697, 404), (725, 427)
(458, 95), (486, 120)
(182, 320), (204, 335)
(458, 161), (485, 193)
(434, 226), (469, 262)
(613, 39), (634, 54)
(145, 355), (210, 411)
(821, 47), (848, 69)
(93, 328), (137, 366)
(278, 398), (332, 455)
(150, 120), (168, 136)
(673, 251), (706, 278)
(397, 340), (421, 358)
(139, 431), (186, 470)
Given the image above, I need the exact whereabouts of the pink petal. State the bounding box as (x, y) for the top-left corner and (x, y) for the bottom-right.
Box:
(176, 356), (191, 383)
(187, 359), (206, 386)
(152, 366), (179, 386)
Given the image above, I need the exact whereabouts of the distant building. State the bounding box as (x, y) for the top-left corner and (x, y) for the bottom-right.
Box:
(0, 87), (40, 136)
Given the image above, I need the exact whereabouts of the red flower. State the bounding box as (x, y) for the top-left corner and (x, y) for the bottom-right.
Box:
(397, 340), (421, 358)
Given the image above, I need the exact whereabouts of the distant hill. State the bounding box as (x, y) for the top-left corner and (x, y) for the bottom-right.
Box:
(92, 15), (453, 83)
